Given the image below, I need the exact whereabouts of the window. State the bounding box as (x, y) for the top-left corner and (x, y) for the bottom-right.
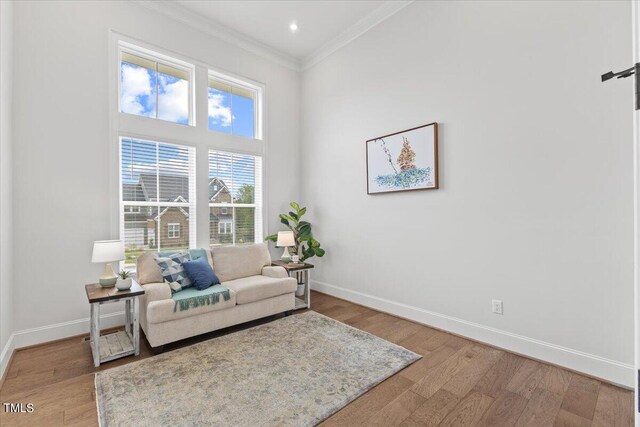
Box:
(209, 150), (262, 246)
(218, 221), (232, 234)
(120, 137), (196, 266)
(208, 75), (260, 139)
(119, 44), (193, 125)
(168, 223), (180, 238)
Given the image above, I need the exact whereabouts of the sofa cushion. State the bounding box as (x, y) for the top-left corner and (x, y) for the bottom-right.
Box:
(182, 256), (220, 290)
(156, 253), (193, 291)
(222, 275), (296, 305)
(211, 243), (271, 282)
(136, 252), (164, 285)
(146, 290), (237, 323)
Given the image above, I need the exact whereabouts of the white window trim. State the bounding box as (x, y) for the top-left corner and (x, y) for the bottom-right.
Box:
(109, 31), (269, 259)
(168, 223), (181, 238)
(218, 220), (232, 235)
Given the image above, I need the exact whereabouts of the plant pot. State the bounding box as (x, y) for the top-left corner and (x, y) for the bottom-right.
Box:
(295, 283), (305, 297)
(116, 278), (132, 291)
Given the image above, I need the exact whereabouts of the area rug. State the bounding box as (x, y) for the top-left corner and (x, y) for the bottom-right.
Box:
(95, 311), (420, 427)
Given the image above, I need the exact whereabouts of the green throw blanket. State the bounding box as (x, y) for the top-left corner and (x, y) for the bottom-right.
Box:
(172, 285), (231, 313)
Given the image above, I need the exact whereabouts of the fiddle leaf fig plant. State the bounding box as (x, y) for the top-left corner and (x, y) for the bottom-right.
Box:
(265, 202), (325, 261)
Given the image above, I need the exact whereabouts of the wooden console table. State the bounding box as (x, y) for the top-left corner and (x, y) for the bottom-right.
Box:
(85, 281), (145, 367)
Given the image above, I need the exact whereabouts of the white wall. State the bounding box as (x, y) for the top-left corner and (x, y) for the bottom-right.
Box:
(10, 1), (299, 340)
(0, 0), (15, 375)
(633, 0), (640, 418)
(301, 0), (635, 386)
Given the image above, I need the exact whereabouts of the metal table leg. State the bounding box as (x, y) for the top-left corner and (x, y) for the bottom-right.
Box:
(305, 270), (311, 309)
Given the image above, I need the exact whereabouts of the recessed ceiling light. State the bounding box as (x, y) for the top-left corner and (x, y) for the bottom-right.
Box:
(289, 22), (298, 33)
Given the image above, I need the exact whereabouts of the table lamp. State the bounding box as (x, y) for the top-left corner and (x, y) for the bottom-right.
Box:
(276, 231), (295, 262)
(92, 240), (125, 287)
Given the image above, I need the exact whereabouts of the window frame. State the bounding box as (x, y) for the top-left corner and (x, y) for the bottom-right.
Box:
(119, 136), (196, 263)
(118, 41), (196, 126)
(218, 220), (232, 235)
(208, 150), (263, 247)
(109, 33), (268, 268)
(208, 70), (263, 140)
(167, 223), (181, 239)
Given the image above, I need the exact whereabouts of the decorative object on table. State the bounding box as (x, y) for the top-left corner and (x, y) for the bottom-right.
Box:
(366, 122), (439, 194)
(181, 256), (221, 291)
(85, 280), (145, 367)
(95, 312), (420, 427)
(276, 230), (295, 262)
(291, 254), (300, 263)
(265, 202), (325, 261)
(116, 270), (132, 291)
(92, 240), (125, 287)
(272, 260), (313, 309)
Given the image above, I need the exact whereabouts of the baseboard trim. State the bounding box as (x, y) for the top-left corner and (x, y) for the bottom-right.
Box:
(311, 280), (634, 388)
(0, 311), (126, 380)
(0, 334), (15, 386)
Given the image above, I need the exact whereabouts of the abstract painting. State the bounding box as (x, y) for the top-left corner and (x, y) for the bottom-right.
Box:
(366, 123), (438, 194)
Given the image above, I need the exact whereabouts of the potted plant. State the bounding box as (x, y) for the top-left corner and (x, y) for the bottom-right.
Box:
(116, 270), (132, 291)
(265, 202), (325, 262)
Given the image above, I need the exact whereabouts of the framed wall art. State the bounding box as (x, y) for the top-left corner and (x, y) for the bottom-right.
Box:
(366, 122), (438, 194)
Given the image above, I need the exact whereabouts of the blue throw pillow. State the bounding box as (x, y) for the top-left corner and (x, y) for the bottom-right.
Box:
(182, 256), (220, 291)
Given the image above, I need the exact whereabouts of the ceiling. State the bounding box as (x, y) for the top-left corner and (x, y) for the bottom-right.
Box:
(173, 1), (388, 60)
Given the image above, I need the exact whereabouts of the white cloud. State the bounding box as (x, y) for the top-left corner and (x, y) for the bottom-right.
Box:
(157, 75), (189, 123)
(121, 64), (153, 116)
(208, 92), (232, 127)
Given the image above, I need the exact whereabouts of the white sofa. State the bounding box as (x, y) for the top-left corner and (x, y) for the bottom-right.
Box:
(136, 243), (296, 351)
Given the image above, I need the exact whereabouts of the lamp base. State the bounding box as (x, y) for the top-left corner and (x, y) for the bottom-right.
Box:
(99, 263), (117, 287)
(281, 246), (292, 263)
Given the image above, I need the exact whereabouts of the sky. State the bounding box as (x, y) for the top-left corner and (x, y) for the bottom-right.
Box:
(120, 61), (255, 137)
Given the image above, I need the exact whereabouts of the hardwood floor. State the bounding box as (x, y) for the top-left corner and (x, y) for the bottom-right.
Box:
(0, 291), (634, 426)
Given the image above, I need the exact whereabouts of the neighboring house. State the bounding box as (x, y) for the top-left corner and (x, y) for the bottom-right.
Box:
(209, 177), (233, 245)
(123, 174), (235, 250)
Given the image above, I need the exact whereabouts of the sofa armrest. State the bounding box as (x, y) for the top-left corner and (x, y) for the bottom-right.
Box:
(142, 282), (172, 303)
(261, 266), (289, 279)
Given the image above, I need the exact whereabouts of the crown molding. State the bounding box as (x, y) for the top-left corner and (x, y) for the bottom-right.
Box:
(133, 1), (301, 72)
(301, 0), (414, 71)
(132, 0), (414, 73)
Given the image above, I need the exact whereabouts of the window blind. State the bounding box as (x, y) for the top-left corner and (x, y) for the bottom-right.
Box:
(120, 137), (196, 266)
(208, 150), (263, 247)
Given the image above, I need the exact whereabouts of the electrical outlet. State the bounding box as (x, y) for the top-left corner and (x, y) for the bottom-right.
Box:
(492, 299), (503, 315)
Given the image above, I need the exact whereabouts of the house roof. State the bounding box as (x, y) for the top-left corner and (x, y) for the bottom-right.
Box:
(123, 183), (146, 202)
(124, 175), (232, 221)
(139, 173), (191, 202)
(209, 177), (230, 200)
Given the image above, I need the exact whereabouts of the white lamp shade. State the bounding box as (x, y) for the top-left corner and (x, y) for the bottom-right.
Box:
(92, 240), (125, 263)
(276, 231), (295, 247)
